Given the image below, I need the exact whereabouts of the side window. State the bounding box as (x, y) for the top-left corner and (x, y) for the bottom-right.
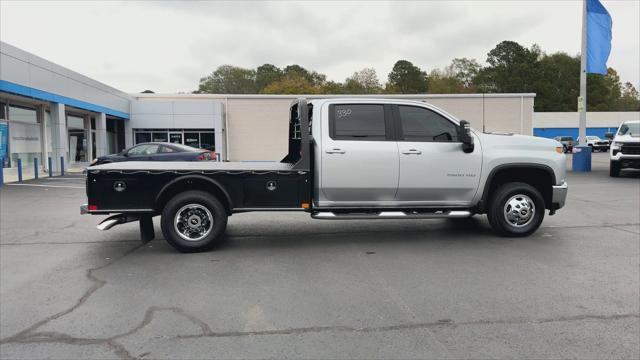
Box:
(331, 104), (387, 140)
(398, 106), (458, 142)
(128, 144), (159, 155)
(159, 145), (177, 153)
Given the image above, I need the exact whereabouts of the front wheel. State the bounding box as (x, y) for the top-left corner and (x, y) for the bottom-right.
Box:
(487, 182), (545, 237)
(161, 191), (228, 252)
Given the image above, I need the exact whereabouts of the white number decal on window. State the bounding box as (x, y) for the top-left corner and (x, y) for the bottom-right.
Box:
(337, 108), (352, 118)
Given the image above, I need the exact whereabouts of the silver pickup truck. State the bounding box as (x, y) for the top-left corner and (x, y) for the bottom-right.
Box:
(82, 98), (568, 252)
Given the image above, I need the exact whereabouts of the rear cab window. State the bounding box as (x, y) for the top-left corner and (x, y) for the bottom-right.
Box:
(329, 104), (392, 140)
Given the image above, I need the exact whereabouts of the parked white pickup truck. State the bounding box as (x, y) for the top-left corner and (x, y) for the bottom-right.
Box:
(82, 98), (568, 252)
(610, 120), (640, 177)
(580, 135), (610, 152)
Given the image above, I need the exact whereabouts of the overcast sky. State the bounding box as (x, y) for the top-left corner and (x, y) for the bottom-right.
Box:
(1, 0), (638, 94)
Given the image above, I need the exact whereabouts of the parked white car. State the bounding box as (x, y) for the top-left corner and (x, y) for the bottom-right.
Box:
(610, 120), (640, 177)
(580, 136), (610, 152)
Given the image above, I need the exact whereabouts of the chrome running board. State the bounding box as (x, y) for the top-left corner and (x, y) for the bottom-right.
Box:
(311, 210), (472, 220)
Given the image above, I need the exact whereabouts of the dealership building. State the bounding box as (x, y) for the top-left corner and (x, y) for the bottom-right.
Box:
(2, 41), (634, 176)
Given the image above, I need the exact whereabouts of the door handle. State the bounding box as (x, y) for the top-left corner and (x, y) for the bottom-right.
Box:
(326, 148), (346, 154)
(402, 149), (422, 155)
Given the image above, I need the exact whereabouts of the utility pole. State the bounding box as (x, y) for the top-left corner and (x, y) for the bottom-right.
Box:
(579, 0), (587, 146)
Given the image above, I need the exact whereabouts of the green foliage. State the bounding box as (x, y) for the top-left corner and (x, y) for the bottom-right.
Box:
(476, 41), (540, 93)
(534, 53), (580, 111)
(261, 71), (319, 94)
(256, 64), (282, 92)
(426, 70), (466, 94)
(195, 65), (257, 94)
(344, 68), (382, 94)
(387, 60), (428, 94)
(194, 41), (639, 111)
(446, 58), (481, 89)
(283, 65), (327, 86)
(617, 82), (640, 111)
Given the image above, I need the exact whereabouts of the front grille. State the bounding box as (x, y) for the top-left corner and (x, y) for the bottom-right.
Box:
(621, 144), (640, 155)
(595, 141), (608, 146)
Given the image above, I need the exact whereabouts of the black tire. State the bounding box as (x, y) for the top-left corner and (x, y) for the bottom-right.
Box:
(487, 182), (545, 237)
(562, 145), (568, 153)
(609, 161), (621, 177)
(161, 190), (228, 252)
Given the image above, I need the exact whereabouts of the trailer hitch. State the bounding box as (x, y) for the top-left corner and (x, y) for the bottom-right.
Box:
(97, 214), (155, 243)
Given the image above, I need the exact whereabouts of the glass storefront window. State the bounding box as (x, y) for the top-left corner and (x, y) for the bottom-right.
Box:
(152, 132), (168, 142)
(7, 104), (41, 169)
(134, 129), (215, 150)
(8, 105), (37, 124)
(184, 133), (199, 148)
(169, 133), (183, 144)
(67, 115), (87, 163)
(135, 132), (151, 144)
(67, 116), (84, 130)
(200, 133), (215, 150)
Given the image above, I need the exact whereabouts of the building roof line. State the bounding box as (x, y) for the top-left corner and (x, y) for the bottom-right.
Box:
(131, 93), (537, 100)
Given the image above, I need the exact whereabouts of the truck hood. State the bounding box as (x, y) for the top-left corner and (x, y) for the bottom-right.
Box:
(613, 134), (640, 143)
(476, 132), (560, 150)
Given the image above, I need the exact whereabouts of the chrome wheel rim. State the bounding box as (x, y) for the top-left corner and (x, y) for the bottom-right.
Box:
(174, 204), (213, 241)
(503, 194), (535, 228)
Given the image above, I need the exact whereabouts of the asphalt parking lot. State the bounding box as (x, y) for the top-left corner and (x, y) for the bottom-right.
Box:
(1, 153), (638, 359)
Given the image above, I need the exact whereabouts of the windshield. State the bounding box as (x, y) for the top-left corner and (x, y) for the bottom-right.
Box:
(618, 122), (640, 137)
(586, 136), (599, 140)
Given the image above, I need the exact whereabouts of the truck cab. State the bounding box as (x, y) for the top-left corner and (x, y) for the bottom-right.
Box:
(83, 98), (568, 252)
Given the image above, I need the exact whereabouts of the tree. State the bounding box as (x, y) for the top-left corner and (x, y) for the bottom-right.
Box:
(616, 82), (640, 111)
(283, 65), (326, 86)
(320, 81), (345, 94)
(534, 53), (580, 111)
(195, 65), (257, 94)
(261, 71), (319, 94)
(344, 68), (382, 94)
(476, 41), (540, 93)
(445, 58), (481, 89)
(256, 64), (282, 92)
(387, 60), (428, 94)
(426, 70), (466, 94)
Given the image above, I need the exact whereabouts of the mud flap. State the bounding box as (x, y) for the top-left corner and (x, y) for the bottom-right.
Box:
(139, 215), (155, 243)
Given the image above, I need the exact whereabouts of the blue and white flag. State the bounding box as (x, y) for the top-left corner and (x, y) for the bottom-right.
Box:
(586, 0), (613, 75)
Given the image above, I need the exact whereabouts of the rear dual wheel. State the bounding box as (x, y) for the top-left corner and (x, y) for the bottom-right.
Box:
(161, 191), (228, 252)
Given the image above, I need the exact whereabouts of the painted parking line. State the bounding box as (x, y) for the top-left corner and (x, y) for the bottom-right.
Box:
(4, 183), (84, 189)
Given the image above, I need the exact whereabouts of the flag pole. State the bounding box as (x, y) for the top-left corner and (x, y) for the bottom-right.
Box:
(579, 0), (587, 146)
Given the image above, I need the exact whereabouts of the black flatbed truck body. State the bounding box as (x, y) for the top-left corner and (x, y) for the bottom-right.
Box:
(84, 99), (313, 216)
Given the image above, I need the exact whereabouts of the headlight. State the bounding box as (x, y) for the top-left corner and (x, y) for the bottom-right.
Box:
(611, 142), (622, 151)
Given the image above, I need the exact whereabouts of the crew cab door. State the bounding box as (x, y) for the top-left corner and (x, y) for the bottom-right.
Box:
(320, 103), (399, 203)
(394, 105), (481, 205)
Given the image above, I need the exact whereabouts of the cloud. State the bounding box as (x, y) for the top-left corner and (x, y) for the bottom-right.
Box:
(1, 0), (638, 93)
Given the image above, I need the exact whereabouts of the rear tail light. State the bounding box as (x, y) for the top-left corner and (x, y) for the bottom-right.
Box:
(88, 204), (98, 211)
(210, 152), (217, 160)
(198, 153), (206, 161)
